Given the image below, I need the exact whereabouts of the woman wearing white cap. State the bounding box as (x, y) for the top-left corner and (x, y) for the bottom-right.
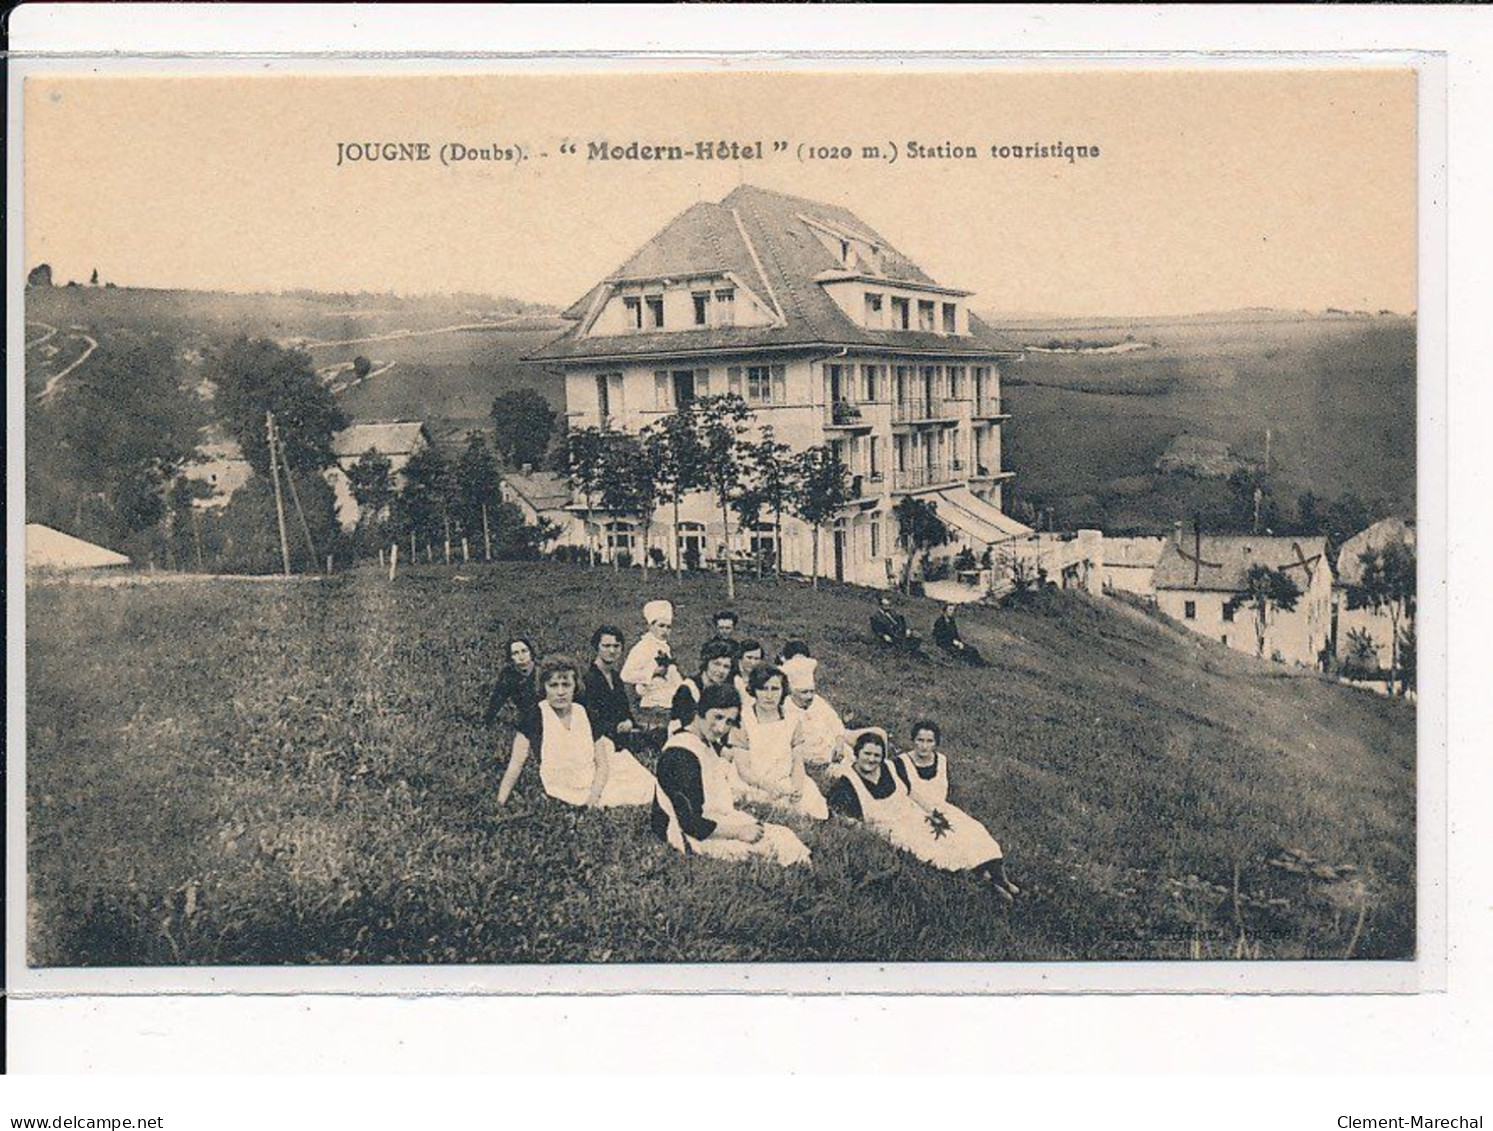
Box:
(780, 655), (847, 769)
(621, 599), (684, 711)
(651, 683), (812, 867)
(497, 654), (657, 810)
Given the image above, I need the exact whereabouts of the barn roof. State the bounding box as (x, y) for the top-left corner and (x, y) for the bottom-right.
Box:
(1153, 534), (1331, 593)
(331, 421), (429, 459)
(1335, 517), (1415, 586)
(26, 524), (131, 571)
(501, 469), (572, 511)
(533, 185), (1019, 364)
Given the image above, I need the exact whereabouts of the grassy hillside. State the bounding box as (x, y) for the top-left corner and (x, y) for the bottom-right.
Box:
(27, 563), (1414, 966)
(991, 313), (1417, 532)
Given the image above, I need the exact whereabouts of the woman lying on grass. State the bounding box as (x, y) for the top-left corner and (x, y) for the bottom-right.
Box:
(497, 655), (657, 810)
(727, 664), (829, 820)
(826, 728), (1019, 900)
(651, 683), (812, 866)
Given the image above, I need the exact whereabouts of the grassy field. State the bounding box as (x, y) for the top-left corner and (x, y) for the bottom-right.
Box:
(993, 313), (1417, 531)
(26, 562), (1415, 966)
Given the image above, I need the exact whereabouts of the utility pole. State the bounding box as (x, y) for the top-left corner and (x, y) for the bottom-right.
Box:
(1264, 428), (1272, 476)
(482, 502), (493, 561)
(266, 411), (293, 576)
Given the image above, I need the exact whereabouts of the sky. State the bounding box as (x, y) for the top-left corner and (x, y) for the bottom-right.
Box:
(23, 66), (1418, 317)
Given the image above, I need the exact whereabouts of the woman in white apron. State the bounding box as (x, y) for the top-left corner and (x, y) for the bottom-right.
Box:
(496, 656), (656, 809)
(826, 729), (1016, 898)
(894, 719), (1019, 896)
(651, 683), (811, 867)
(729, 665), (828, 820)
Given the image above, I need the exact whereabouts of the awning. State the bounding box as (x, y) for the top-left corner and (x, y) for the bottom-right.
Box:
(930, 487), (1033, 545)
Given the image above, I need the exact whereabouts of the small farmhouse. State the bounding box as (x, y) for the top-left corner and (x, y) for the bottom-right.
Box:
(527, 184), (1031, 586)
(327, 420), (431, 530)
(1153, 531), (1334, 667)
(498, 466), (584, 550)
(1334, 516), (1416, 666)
(181, 439), (254, 509)
(1101, 536), (1167, 597)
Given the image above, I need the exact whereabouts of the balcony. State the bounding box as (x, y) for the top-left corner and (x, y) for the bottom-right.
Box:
(892, 463), (960, 493)
(968, 462), (1015, 482)
(972, 397), (1008, 421)
(845, 471), (886, 503)
(823, 400), (874, 431)
(892, 397), (958, 425)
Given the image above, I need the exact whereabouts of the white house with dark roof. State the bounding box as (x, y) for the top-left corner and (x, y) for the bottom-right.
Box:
(498, 466), (584, 550)
(327, 420), (431, 530)
(1153, 530), (1334, 666)
(527, 185), (1031, 586)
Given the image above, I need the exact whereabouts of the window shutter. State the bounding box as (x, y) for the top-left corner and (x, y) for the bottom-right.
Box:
(771, 365), (787, 405)
(655, 371), (671, 410)
(696, 368), (711, 397)
(727, 367), (743, 397)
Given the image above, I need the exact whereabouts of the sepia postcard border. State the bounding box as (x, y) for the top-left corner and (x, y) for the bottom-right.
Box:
(5, 46), (1449, 1000)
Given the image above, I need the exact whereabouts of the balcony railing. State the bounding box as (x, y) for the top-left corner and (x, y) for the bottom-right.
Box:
(972, 397), (1006, 418)
(892, 397), (954, 424)
(824, 400), (873, 429)
(892, 463), (959, 492)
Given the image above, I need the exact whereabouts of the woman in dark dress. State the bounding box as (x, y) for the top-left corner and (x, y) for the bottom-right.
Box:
(483, 637), (541, 727)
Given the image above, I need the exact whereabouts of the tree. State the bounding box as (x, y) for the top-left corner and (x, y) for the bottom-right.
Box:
(598, 431), (663, 580)
(345, 448), (395, 554)
(1342, 627), (1380, 680)
(787, 444), (854, 589)
(214, 337), (348, 479)
(644, 410), (707, 577)
(1325, 492), (1372, 558)
(562, 425), (608, 567)
(352, 355), (373, 380)
(27, 337), (200, 551)
(27, 263), (52, 288)
(1348, 540), (1416, 695)
(892, 496), (953, 593)
(1237, 565), (1303, 659)
(738, 435), (796, 576)
(394, 446), (453, 555)
(491, 388), (557, 470)
(451, 432), (503, 548)
(687, 394), (754, 601)
(90, 268), (99, 286)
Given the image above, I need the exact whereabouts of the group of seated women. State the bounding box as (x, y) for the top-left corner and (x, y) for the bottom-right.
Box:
(489, 599), (1019, 899)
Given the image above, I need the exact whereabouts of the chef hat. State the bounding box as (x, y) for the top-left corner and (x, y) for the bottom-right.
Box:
(643, 599), (673, 625)
(781, 655), (818, 690)
(846, 726), (890, 753)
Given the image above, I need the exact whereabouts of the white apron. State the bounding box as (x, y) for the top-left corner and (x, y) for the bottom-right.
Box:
(895, 753), (1003, 864)
(738, 707), (828, 820)
(538, 701), (655, 808)
(655, 733), (811, 866)
(841, 761), (996, 872)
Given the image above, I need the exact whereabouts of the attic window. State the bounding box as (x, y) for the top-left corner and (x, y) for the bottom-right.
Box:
(713, 289), (735, 326)
(624, 296), (643, 330)
(891, 297), (911, 330)
(942, 303), (958, 334)
(864, 292), (884, 328)
(693, 292), (710, 326)
(645, 295), (665, 329)
(918, 300), (937, 332)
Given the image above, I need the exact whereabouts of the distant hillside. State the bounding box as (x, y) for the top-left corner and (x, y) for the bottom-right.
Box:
(24, 285), (568, 445)
(983, 311), (1416, 533)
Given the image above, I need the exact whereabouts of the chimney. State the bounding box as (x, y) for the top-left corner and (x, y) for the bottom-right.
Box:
(521, 463), (533, 476)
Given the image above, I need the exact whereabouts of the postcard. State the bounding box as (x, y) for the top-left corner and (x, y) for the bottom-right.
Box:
(9, 56), (1440, 1000)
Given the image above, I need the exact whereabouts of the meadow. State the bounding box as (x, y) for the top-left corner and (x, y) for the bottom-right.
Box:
(994, 313), (1417, 531)
(26, 562), (1415, 966)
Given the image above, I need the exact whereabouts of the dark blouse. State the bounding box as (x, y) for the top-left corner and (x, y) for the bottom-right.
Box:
(514, 703), (545, 747)
(581, 662), (635, 739)
(871, 609), (911, 642)
(826, 763), (903, 821)
(484, 664), (540, 727)
(932, 615), (961, 649)
(650, 739), (719, 844)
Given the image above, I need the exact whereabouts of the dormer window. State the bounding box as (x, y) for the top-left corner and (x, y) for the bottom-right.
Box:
(918, 300), (937, 332)
(942, 302), (958, 334)
(645, 295), (664, 329)
(713, 288), (735, 326)
(864, 292), (884, 328)
(891, 297), (910, 330)
(624, 296), (643, 330)
(693, 292), (710, 326)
